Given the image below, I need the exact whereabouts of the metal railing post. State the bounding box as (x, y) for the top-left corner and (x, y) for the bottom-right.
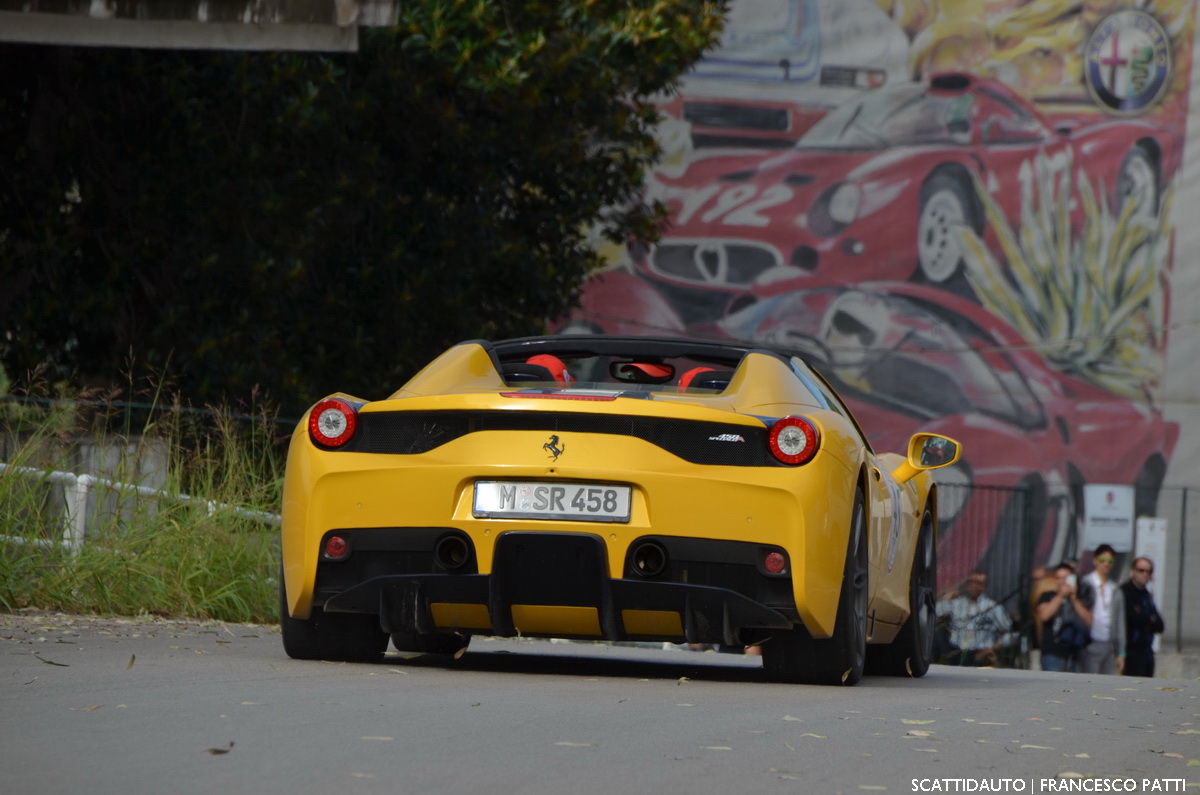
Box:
(1178, 488), (1188, 654)
(63, 473), (93, 555)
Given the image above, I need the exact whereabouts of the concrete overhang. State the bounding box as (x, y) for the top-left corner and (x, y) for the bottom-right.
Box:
(0, 1), (399, 52)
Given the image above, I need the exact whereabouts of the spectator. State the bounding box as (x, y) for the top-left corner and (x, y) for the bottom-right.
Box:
(1079, 543), (1125, 675)
(1028, 564), (1058, 650)
(934, 570), (1014, 666)
(1036, 561), (1093, 672)
(1121, 556), (1165, 677)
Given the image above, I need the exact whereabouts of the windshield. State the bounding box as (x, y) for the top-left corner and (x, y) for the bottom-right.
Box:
(799, 85), (974, 148)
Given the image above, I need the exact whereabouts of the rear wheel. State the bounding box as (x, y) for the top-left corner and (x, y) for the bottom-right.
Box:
(867, 508), (936, 677)
(390, 631), (470, 656)
(279, 577), (388, 663)
(762, 490), (868, 685)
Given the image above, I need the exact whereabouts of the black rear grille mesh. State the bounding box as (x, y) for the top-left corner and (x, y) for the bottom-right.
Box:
(341, 410), (771, 466)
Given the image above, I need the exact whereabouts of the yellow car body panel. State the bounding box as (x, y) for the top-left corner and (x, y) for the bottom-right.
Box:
(284, 411), (857, 636)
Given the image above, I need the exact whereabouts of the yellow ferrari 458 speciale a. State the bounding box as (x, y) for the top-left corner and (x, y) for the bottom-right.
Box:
(280, 335), (960, 685)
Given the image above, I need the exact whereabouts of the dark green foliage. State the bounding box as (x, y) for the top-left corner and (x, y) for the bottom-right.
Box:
(0, 1), (726, 413)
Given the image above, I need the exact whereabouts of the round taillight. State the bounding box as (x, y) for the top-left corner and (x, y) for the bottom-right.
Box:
(768, 416), (819, 465)
(324, 534), (350, 560)
(309, 399), (357, 448)
(764, 551), (788, 575)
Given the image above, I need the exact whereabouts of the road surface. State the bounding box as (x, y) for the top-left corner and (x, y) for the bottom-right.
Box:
(2, 611), (1196, 794)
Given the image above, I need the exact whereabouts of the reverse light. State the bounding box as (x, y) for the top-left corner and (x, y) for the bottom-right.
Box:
(768, 416), (820, 465)
(309, 398), (358, 448)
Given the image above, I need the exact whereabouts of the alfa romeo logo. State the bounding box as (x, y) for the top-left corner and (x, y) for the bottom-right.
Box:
(1085, 9), (1172, 115)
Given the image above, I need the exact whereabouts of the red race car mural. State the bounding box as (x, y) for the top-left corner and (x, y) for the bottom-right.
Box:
(637, 72), (1176, 324)
(715, 280), (1179, 600)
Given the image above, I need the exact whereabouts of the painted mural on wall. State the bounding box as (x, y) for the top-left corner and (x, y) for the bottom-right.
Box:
(559, 0), (1197, 597)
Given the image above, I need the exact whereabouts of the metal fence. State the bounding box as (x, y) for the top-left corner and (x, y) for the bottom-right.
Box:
(937, 482), (1199, 655)
(0, 461), (280, 554)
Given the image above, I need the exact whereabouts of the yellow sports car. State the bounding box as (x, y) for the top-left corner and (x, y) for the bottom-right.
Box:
(280, 335), (960, 685)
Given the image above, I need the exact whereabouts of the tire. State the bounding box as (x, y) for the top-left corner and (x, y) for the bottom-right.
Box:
(390, 631), (470, 656)
(867, 508), (936, 677)
(279, 577), (388, 663)
(762, 490), (868, 685)
(916, 173), (976, 284)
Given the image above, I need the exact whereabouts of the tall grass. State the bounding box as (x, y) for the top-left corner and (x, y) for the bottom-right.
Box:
(0, 372), (286, 624)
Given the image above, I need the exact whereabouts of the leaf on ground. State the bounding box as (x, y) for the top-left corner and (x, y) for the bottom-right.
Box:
(1019, 745), (1055, 750)
(205, 742), (235, 755)
(126, 655), (135, 670)
(913, 748), (939, 753)
(799, 733), (826, 739)
(1173, 729), (1200, 735)
(906, 730), (935, 738)
(1187, 759), (1198, 766)
(1073, 753), (1091, 758)
(677, 677), (690, 685)
(901, 719), (935, 725)
(72, 705), (102, 712)
(841, 669), (851, 684)
(1092, 695), (1117, 701)
(1158, 687), (1182, 691)
(453, 646), (468, 660)
(782, 715), (803, 722)
(905, 658), (913, 677)
(1162, 752), (1185, 759)
(702, 746), (733, 751)
(33, 654), (68, 667)
(858, 786), (887, 791)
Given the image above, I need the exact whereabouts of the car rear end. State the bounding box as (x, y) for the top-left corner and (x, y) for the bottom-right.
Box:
(281, 339), (860, 650)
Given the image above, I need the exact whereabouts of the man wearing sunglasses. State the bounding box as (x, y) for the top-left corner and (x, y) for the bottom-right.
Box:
(1079, 544), (1126, 675)
(1121, 557), (1165, 677)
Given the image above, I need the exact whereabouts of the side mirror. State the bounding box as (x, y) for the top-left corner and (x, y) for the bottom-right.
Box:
(892, 433), (962, 484)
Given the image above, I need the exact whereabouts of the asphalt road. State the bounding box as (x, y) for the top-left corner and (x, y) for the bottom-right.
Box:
(2, 612), (1197, 795)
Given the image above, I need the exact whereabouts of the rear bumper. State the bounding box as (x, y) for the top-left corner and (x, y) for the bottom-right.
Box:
(322, 531), (794, 646)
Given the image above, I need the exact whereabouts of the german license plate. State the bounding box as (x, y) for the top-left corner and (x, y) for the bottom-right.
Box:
(472, 481), (631, 523)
